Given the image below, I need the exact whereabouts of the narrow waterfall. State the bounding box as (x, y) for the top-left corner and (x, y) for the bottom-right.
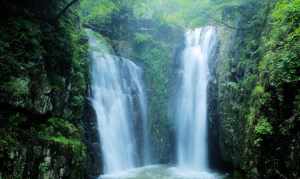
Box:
(86, 29), (150, 174)
(175, 27), (217, 171)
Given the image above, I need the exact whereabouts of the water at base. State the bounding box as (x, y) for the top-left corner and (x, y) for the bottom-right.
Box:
(99, 165), (224, 179)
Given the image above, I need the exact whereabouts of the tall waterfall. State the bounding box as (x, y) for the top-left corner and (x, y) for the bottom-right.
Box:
(175, 27), (217, 171)
(86, 29), (150, 174)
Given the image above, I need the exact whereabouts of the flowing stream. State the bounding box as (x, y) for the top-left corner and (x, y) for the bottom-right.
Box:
(87, 29), (150, 174)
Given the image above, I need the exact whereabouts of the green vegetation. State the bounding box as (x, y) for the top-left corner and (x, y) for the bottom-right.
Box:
(39, 117), (86, 156)
(1, 78), (30, 97)
(254, 118), (273, 136)
(133, 31), (177, 162)
(216, 0), (300, 178)
(260, 0), (300, 86)
(0, 0), (299, 178)
(80, 0), (251, 28)
(0, 0), (88, 178)
(79, 0), (299, 177)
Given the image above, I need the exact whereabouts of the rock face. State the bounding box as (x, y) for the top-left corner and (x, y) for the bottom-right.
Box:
(84, 100), (103, 178)
(0, 1), (89, 178)
(212, 0), (300, 178)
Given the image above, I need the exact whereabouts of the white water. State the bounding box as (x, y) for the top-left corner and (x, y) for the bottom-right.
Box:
(100, 165), (223, 179)
(175, 27), (217, 171)
(86, 29), (150, 174)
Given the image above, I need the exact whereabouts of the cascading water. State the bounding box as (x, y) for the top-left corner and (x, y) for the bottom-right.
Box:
(175, 26), (217, 171)
(86, 29), (150, 174)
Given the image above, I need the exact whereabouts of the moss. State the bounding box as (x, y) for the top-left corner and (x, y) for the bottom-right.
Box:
(46, 136), (81, 147)
(40, 117), (86, 157)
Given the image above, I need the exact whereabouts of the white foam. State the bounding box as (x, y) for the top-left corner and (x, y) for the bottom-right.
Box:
(99, 165), (224, 179)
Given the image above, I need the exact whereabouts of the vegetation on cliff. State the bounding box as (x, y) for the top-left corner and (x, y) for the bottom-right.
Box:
(0, 0), (88, 178)
(216, 0), (300, 178)
(0, 0), (299, 178)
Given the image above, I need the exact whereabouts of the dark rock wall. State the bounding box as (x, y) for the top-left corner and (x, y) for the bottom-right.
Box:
(213, 0), (300, 178)
(0, 1), (90, 178)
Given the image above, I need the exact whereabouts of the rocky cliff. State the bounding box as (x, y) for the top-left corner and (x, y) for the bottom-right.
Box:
(0, 1), (89, 178)
(213, 0), (300, 178)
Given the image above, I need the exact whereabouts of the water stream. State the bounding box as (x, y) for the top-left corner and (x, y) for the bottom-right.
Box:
(87, 29), (150, 174)
(175, 27), (217, 171)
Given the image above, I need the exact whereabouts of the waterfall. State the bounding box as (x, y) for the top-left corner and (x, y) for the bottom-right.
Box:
(175, 26), (217, 171)
(86, 29), (150, 174)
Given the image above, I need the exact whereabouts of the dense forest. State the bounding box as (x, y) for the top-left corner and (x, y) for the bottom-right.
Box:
(0, 0), (299, 179)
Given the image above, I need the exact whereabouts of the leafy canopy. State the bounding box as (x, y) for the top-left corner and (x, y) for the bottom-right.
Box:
(80, 0), (250, 28)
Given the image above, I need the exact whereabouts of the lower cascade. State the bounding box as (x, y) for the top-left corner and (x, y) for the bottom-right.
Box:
(175, 27), (217, 171)
(87, 29), (150, 174)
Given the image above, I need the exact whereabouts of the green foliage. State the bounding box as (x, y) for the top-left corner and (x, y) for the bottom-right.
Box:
(38, 117), (86, 157)
(46, 135), (81, 146)
(255, 118), (273, 136)
(259, 0), (300, 86)
(80, 0), (117, 24)
(1, 78), (29, 97)
(0, 1), (88, 178)
(134, 35), (173, 162)
(253, 85), (264, 95)
(134, 33), (153, 45)
(133, 0), (249, 27)
(216, 0), (300, 177)
(0, 18), (43, 80)
(252, 85), (271, 105)
(80, 0), (251, 28)
(272, 0), (300, 23)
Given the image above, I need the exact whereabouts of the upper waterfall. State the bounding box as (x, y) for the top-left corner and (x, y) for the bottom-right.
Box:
(174, 26), (217, 171)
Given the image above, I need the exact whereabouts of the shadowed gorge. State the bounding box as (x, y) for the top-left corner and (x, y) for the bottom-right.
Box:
(0, 0), (299, 179)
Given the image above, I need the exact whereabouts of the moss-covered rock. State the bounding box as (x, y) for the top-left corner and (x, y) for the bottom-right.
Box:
(214, 0), (300, 178)
(0, 1), (89, 178)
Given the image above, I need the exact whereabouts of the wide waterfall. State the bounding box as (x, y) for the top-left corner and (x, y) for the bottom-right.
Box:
(86, 29), (150, 174)
(175, 27), (217, 171)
